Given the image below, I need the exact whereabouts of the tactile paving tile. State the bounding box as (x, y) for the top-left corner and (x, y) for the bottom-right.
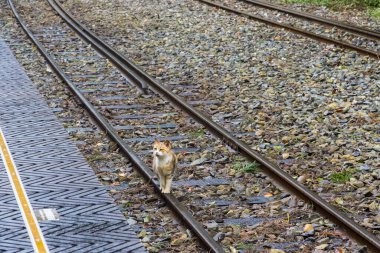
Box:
(0, 39), (146, 252)
(0, 161), (31, 251)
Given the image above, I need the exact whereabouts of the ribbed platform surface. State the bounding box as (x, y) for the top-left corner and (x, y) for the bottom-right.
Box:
(0, 39), (146, 252)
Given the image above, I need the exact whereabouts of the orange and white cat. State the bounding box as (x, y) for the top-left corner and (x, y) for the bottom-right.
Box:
(152, 140), (177, 194)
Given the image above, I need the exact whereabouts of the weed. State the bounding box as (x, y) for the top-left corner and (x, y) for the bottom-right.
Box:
(233, 161), (259, 173)
(370, 7), (380, 18)
(190, 129), (205, 138)
(283, 0), (380, 17)
(282, 0), (380, 8)
(328, 168), (358, 183)
(272, 145), (283, 155)
(87, 152), (104, 162)
(120, 201), (133, 209)
(154, 241), (167, 250)
(236, 243), (256, 250)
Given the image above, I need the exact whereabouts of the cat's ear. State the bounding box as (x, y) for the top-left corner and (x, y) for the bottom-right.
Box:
(153, 139), (160, 144)
(163, 140), (172, 148)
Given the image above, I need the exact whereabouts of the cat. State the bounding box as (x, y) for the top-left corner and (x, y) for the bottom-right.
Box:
(152, 139), (177, 194)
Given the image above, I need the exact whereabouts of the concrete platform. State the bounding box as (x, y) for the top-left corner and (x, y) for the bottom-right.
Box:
(0, 39), (146, 252)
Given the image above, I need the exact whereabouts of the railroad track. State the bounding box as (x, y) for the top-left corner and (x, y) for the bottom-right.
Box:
(197, 0), (380, 58)
(240, 0), (380, 40)
(8, 0), (380, 252)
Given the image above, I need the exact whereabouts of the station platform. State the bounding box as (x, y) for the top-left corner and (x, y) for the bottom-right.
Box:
(0, 39), (145, 252)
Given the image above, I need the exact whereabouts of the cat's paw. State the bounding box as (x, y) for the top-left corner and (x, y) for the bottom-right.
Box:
(161, 189), (170, 194)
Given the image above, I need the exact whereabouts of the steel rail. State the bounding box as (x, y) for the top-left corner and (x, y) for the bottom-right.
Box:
(196, 0), (380, 59)
(46, 0), (380, 251)
(241, 0), (380, 40)
(7, 1), (224, 252)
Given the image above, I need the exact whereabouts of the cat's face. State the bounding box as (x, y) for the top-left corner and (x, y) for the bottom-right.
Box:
(153, 140), (172, 157)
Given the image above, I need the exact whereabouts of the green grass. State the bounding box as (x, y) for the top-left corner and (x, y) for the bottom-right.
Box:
(282, 0), (380, 18)
(328, 169), (358, 183)
(87, 152), (104, 162)
(283, 0), (380, 8)
(121, 201), (133, 208)
(236, 243), (255, 250)
(370, 7), (380, 18)
(233, 161), (260, 173)
(190, 129), (205, 138)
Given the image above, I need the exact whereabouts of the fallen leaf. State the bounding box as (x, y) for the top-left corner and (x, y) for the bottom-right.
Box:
(170, 233), (188, 246)
(190, 157), (207, 166)
(229, 246), (238, 253)
(303, 223), (314, 232)
(335, 197), (344, 205)
(270, 249), (285, 253)
(316, 244), (328, 250)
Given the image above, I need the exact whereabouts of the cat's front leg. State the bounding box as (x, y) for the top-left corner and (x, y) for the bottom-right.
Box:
(157, 172), (163, 191)
(152, 157), (158, 174)
(162, 175), (173, 194)
(160, 173), (166, 193)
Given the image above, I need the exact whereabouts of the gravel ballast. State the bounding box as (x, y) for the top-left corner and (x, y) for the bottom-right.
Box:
(62, 0), (380, 238)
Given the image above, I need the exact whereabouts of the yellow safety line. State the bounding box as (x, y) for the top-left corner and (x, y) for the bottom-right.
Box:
(0, 128), (49, 253)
